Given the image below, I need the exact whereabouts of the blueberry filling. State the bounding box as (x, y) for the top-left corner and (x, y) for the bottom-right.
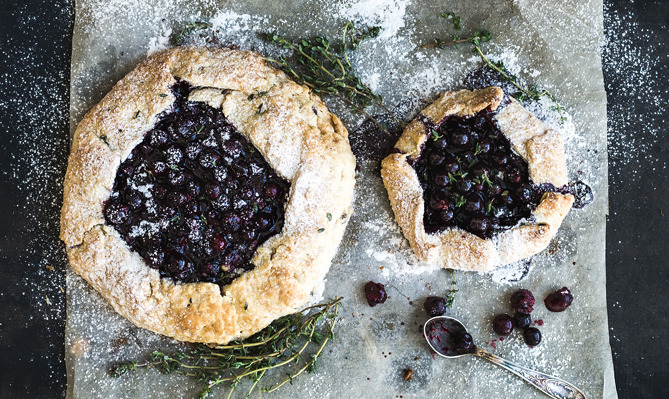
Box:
(414, 107), (538, 239)
(413, 104), (594, 239)
(104, 81), (289, 287)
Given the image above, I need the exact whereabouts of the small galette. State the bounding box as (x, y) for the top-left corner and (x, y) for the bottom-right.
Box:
(381, 86), (573, 272)
(60, 47), (356, 344)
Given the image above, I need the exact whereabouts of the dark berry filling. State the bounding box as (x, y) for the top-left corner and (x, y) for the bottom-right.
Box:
(364, 281), (388, 307)
(103, 81), (289, 287)
(414, 108), (537, 239)
(413, 103), (593, 238)
(510, 289), (536, 314)
(513, 312), (532, 329)
(544, 286), (574, 312)
(492, 314), (514, 336)
(522, 327), (542, 346)
(424, 296), (447, 317)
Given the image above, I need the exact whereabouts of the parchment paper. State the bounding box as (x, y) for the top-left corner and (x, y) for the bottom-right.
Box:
(66, 0), (616, 397)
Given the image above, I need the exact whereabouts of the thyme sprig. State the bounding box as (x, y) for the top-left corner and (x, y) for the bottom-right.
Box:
(262, 22), (399, 134)
(422, 13), (566, 123)
(111, 298), (342, 398)
(444, 269), (458, 308)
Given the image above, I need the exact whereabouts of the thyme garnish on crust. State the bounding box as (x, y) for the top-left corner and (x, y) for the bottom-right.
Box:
(111, 298), (342, 399)
(262, 22), (400, 133)
(422, 13), (566, 123)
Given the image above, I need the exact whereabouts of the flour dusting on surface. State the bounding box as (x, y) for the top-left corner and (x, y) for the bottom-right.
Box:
(60, 0), (616, 397)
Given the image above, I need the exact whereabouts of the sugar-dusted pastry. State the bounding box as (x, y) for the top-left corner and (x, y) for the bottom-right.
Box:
(61, 47), (356, 344)
(381, 86), (573, 271)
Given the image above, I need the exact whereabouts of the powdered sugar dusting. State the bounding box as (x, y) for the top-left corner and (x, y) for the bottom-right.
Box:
(64, 0), (614, 397)
(603, 2), (668, 187)
(336, 0), (409, 39)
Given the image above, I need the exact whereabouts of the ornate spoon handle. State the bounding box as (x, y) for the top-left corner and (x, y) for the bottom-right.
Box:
(473, 346), (586, 399)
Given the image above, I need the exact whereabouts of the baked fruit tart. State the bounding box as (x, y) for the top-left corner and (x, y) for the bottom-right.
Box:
(381, 86), (573, 272)
(60, 47), (356, 344)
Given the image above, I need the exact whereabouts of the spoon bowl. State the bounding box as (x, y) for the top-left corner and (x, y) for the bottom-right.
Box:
(423, 316), (474, 358)
(423, 316), (587, 399)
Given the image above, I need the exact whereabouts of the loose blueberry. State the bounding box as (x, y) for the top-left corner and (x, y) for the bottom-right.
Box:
(478, 138), (493, 154)
(492, 314), (514, 336)
(105, 202), (131, 225)
(510, 289), (535, 314)
(513, 312), (532, 329)
(364, 281), (388, 307)
(523, 327), (542, 346)
(168, 170), (186, 186)
(152, 160), (168, 176)
(433, 138), (448, 150)
(429, 193), (450, 210)
(424, 296), (447, 317)
(544, 287), (574, 312)
(486, 183), (502, 196)
(211, 234), (227, 252)
(515, 185), (532, 204)
(443, 162), (460, 175)
(440, 209), (455, 223)
(506, 169), (523, 184)
(493, 152), (508, 166)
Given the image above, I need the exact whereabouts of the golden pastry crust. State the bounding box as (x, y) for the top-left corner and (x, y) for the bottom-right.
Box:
(381, 87), (573, 272)
(60, 47), (356, 344)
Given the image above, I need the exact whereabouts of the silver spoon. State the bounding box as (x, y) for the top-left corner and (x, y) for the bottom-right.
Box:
(424, 316), (586, 399)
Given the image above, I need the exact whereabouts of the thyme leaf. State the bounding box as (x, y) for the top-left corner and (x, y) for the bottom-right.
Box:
(454, 193), (467, 208)
(442, 12), (462, 30)
(444, 269), (458, 308)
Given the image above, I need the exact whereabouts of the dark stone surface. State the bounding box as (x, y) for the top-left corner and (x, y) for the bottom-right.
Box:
(0, 1), (73, 398)
(0, 0), (666, 397)
(603, 1), (669, 397)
